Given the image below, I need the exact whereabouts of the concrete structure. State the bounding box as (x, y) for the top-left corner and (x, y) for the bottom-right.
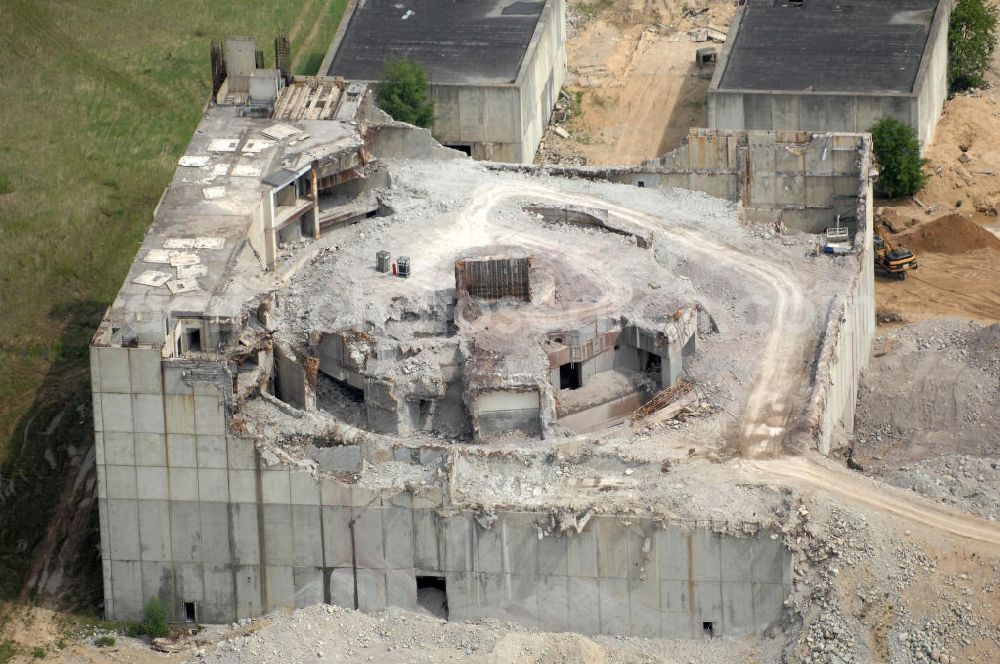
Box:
(323, 0), (567, 162)
(92, 42), (877, 634)
(709, 0), (951, 146)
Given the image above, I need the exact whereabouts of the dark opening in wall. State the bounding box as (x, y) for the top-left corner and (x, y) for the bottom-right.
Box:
(703, 621), (714, 637)
(559, 362), (583, 390)
(416, 576), (448, 619)
(184, 601), (197, 623)
(183, 328), (202, 353)
(446, 144), (472, 156)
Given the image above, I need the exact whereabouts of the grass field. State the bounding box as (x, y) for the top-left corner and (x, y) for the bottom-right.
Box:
(0, 0), (347, 604)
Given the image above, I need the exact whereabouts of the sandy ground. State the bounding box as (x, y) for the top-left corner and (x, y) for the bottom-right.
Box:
(536, 0), (737, 166)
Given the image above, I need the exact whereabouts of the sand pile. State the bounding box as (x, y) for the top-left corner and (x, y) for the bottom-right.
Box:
(897, 214), (1000, 254)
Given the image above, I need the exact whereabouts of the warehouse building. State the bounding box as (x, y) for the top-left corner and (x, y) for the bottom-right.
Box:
(708, 0), (950, 145)
(322, 0), (566, 163)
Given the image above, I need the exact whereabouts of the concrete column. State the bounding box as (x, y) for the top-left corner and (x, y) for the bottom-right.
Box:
(310, 165), (321, 239)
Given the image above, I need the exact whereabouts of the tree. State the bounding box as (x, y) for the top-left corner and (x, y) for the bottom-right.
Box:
(948, 0), (999, 93)
(142, 597), (169, 639)
(376, 57), (435, 128)
(870, 117), (927, 199)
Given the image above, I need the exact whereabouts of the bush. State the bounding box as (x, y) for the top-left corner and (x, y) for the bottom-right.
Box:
(142, 598), (169, 639)
(949, 0), (999, 92)
(94, 635), (116, 647)
(31, 646), (45, 659)
(376, 57), (435, 128)
(870, 117), (927, 199)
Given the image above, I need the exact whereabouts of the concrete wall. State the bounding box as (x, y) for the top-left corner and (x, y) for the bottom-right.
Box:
(912, 0), (951, 145)
(91, 344), (791, 634)
(517, 0), (567, 163)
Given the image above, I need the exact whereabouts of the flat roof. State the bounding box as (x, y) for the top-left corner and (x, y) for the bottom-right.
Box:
(718, 0), (941, 94)
(327, 0), (546, 85)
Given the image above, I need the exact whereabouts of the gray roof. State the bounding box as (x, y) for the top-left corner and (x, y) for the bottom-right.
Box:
(718, 0), (942, 94)
(328, 0), (545, 85)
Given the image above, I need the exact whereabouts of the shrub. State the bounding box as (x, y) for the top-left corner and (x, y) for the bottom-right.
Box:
(376, 57), (435, 128)
(141, 598), (169, 639)
(949, 0), (999, 92)
(94, 635), (117, 647)
(870, 117), (927, 199)
(31, 646), (45, 659)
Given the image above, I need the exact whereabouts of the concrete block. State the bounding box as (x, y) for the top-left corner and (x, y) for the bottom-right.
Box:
(101, 392), (133, 433)
(107, 499), (140, 560)
(262, 503), (293, 566)
(93, 432), (105, 468)
(163, 364), (194, 396)
(164, 393), (196, 434)
(320, 476), (352, 506)
(194, 395), (226, 435)
(752, 534), (788, 584)
(566, 528), (598, 577)
(314, 445), (362, 472)
(350, 484), (381, 507)
(537, 574), (569, 632)
(506, 573), (539, 629)
(291, 504), (323, 567)
(356, 569), (387, 611)
(625, 525), (653, 581)
(169, 467), (200, 501)
(661, 611), (693, 639)
(330, 568), (355, 608)
(104, 432), (135, 466)
(353, 507), (386, 569)
(692, 580), (723, 624)
(720, 536), (753, 582)
(110, 560), (144, 620)
(174, 563), (205, 610)
(167, 434), (198, 468)
(198, 468), (229, 502)
(442, 514), (473, 572)
(289, 469), (319, 505)
(536, 534), (568, 576)
(503, 513), (538, 576)
(596, 517), (629, 578)
(203, 564), (235, 624)
(690, 529), (721, 582)
(171, 501), (202, 563)
(137, 500), (172, 561)
(630, 576), (662, 638)
(475, 572), (507, 621)
(196, 435), (228, 469)
(388, 490), (412, 508)
(261, 469), (290, 504)
(136, 466), (168, 500)
(444, 572), (478, 621)
(413, 509), (440, 572)
(193, 380), (223, 397)
(134, 432), (166, 466)
(98, 498), (111, 559)
(411, 485), (443, 509)
(230, 503), (260, 565)
(128, 348), (161, 394)
(598, 577), (630, 635)
(322, 505), (353, 568)
(234, 564), (262, 620)
(200, 501), (232, 564)
(661, 578), (691, 614)
(752, 581), (786, 628)
(265, 565), (295, 610)
(567, 576), (600, 634)
(293, 567), (324, 608)
(97, 465), (107, 500)
(385, 568), (417, 610)
(132, 393), (165, 434)
(228, 469), (257, 502)
(98, 346), (131, 394)
(89, 347), (102, 394)
(383, 507), (414, 570)
(475, 520), (504, 573)
(106, 465), (137, 500)
(227, 436), (256, 469)
(92, 392), (103, 433)
(721, 581), (753, 635)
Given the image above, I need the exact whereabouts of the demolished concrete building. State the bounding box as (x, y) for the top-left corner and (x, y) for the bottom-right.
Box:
(323, 0), (567, 162)
(92, 37), (878, 638)
(709, 0), (950, 146)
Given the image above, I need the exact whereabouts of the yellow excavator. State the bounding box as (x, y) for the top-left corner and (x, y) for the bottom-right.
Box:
(874, 227), (918, 280)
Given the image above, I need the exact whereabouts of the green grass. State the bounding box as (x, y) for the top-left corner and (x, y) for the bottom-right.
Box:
(0, 0), (346, 604)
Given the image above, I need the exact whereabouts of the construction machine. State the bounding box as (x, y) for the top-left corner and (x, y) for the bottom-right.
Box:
(874, 227), (918, 279)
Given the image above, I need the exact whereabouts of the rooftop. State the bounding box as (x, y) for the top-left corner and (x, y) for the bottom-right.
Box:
(327, 0), (547, 85)
(718, 0), (942, 94)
